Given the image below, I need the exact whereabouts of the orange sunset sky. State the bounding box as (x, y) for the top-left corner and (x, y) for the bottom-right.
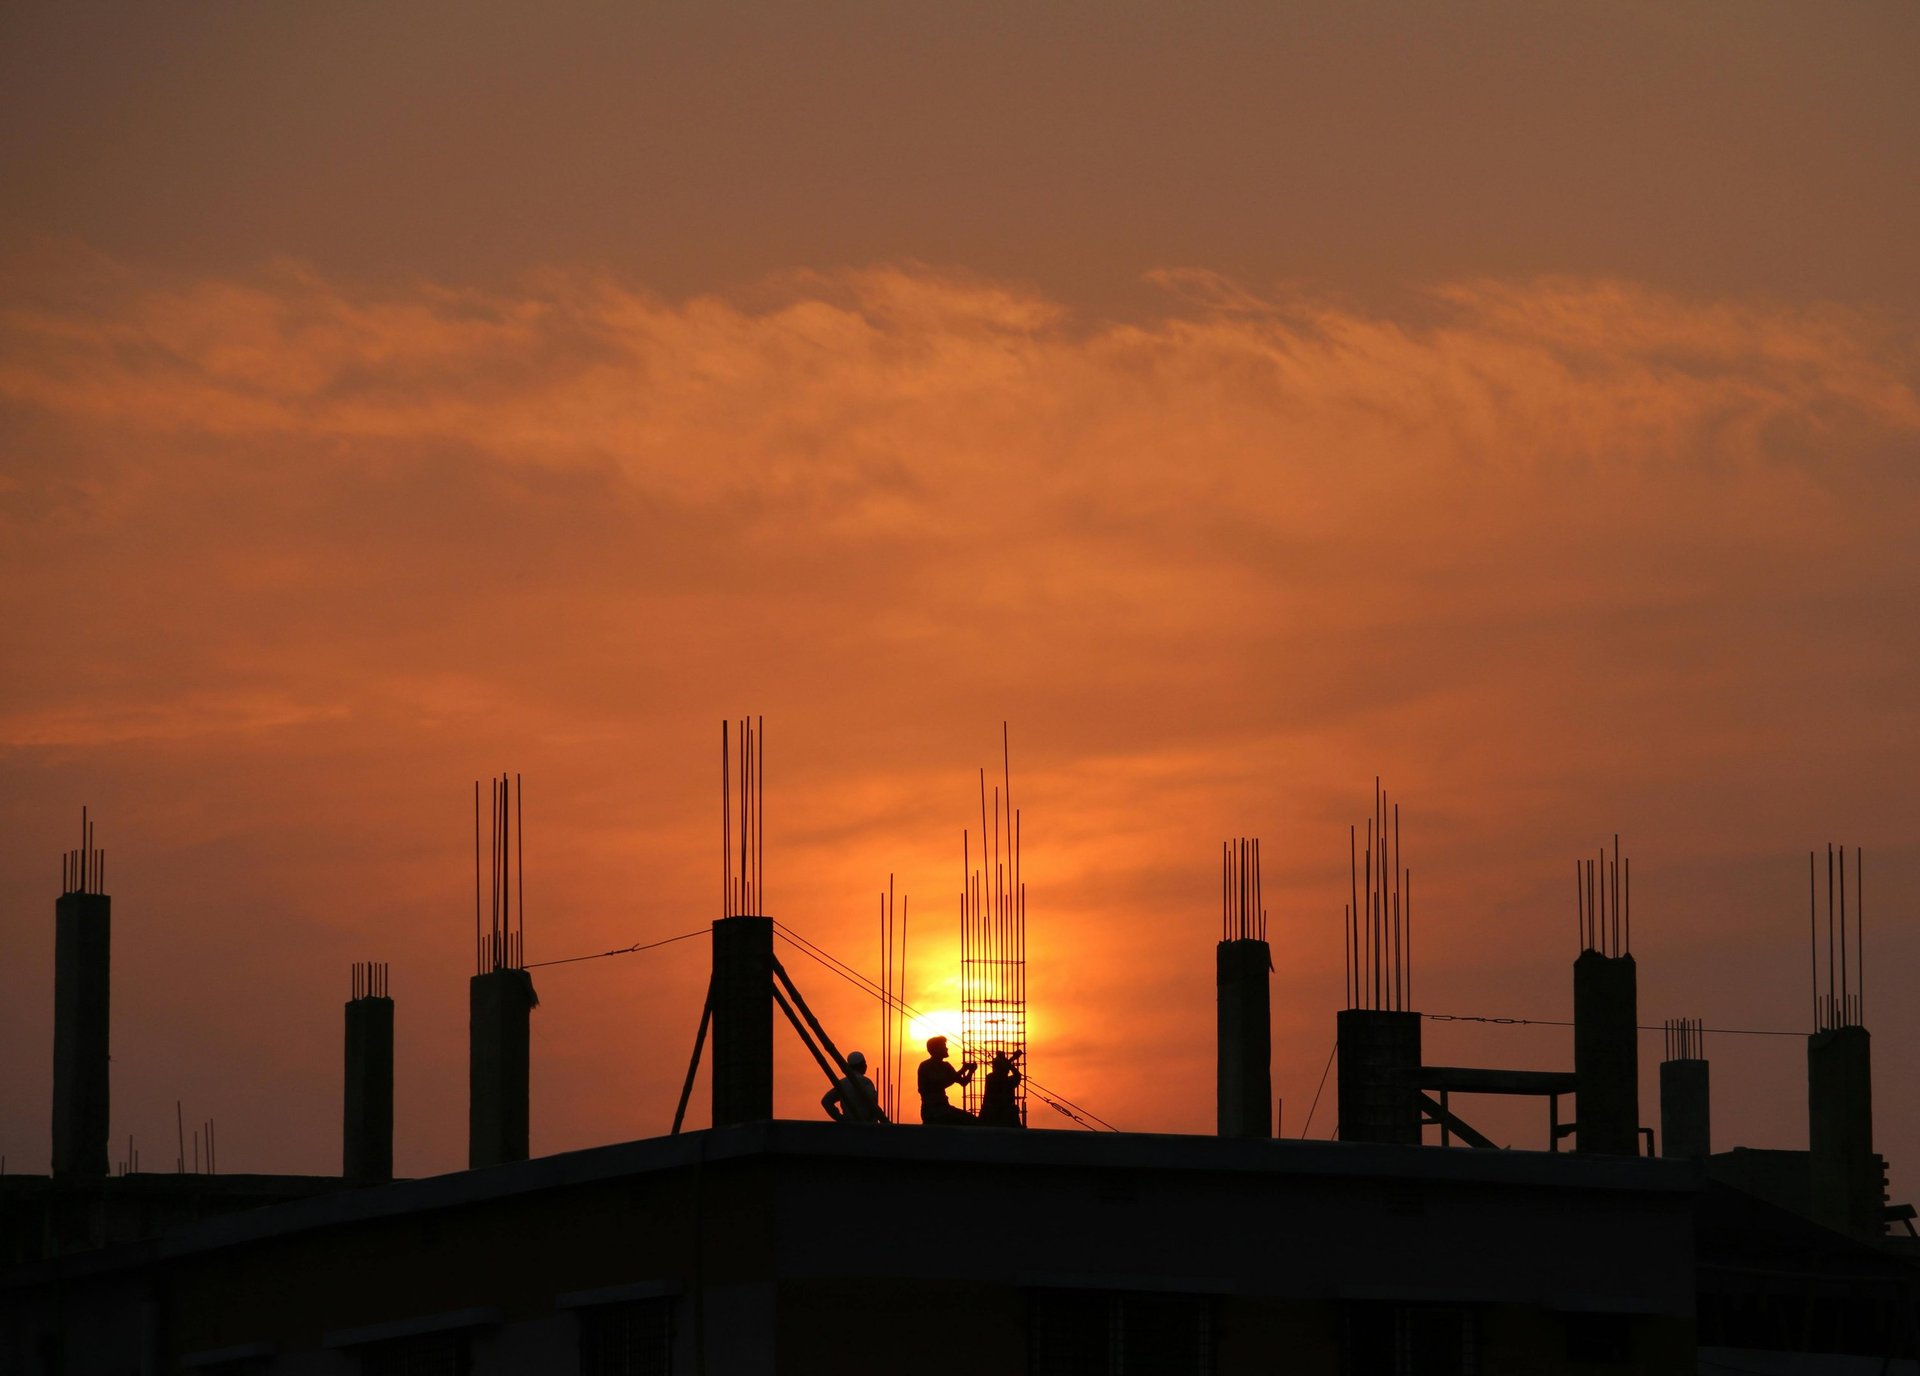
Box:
(3, 4), (1919, 1192)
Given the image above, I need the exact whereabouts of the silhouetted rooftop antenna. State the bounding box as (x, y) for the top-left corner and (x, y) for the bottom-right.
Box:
(475, 774), (527, 973)
(1576, 834), (1630, 958)
(961, 723), (1027, 1122)
(352, 961), (390, 1000)
(61, 805), (105, 897)
(1345, 778), (1412, 1011)
(1810, 844), (1864, 1032)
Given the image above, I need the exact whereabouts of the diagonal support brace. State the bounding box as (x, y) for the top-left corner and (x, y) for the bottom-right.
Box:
(671, 978), (714, 1136)
(773, 982), (841, 1089)
(1417, 1091), (1498, 1150)
(772, 956), (850, 1077)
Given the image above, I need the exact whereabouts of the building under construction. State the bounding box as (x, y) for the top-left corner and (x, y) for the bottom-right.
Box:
(1, 766), (1915, 1375)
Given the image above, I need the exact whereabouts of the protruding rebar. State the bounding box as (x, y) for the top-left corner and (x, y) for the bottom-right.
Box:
(1342, 780), (1415, 1011)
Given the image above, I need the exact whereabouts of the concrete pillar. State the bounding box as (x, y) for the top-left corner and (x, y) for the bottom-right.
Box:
(1336, 1008), (1422, 1144)
(344, 993), (394, 1184)
(1658, 1058), (1710, 1160)
(52, 890), (111, 1178)
(1574, 950), (1639, 1155)
(469, 967), (536, 1168)
(1216, 939), (1272, 1138)
(1808, 1025), (1878, 1237)
(711, 915), (774, 1127)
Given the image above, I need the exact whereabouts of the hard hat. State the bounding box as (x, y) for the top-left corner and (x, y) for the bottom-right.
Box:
(846, 1050), (867, 1073)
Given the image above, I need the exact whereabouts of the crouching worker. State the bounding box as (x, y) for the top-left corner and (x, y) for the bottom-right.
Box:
(918, 1036), (978, 1125)
(977, 1050), (1024, 1127)
(821, 1050), (888, 1124)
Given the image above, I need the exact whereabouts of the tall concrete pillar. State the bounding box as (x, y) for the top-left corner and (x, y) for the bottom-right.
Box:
(1336, 1008), (1422, 1144)
(1216, 939), (1272, 1138)
(469, 967), (536, 1168)
(1574, 950), (1639, 1155)
(1659, 1058), (1709, 1160)
(712, 915), (774, 1127)
(1809, 1025), (1878, 1237)
(52, 888), (111, 1178)
(344, 967), (394, 1185)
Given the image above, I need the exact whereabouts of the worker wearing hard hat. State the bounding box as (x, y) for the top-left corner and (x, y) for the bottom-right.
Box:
(821, 1049), (888, 1124)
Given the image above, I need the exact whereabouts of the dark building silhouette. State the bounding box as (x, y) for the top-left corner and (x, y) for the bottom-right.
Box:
(51, 821), (110, 1181)
(1660, 1019), (1711, 1161)
(711, 913), (775, 1128)
(1809, 1023), (1878, 1238)
(1335, 1006), (1422, 1145)
(0, 1124), (1708, 1373)
(1215, 836), (1272, 1139)
(468, 966), (535, 1169)
(1573, 950), (1640, 1155)
(50, 890), (110, 1180)
(344, 963), (394, 1185)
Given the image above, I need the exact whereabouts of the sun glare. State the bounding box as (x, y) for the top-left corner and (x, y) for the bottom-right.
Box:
(907, 1009), (960, 1047)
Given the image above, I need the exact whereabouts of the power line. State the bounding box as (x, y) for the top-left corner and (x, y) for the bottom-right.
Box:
(1422, 1012), (1804, 1038)
(524, 929), (707, 969)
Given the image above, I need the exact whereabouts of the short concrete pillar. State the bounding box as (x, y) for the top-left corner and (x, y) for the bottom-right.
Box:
(469, 967), (536, 1168)
(1336, 1008), (1422, 1144)
(1658, 1058), (1709, 1160)
(52, 890), (111, 1179)
(711, 915), (774, 1127)
(1574, 951), (1639, 1155)
(1809, 1025), (1878, 1237)
(344, 989), (395, 1184)
(1216, 939), (1272, 1138)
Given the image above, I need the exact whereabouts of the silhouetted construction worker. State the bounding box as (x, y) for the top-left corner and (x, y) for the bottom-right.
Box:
(917, 1035), (977, 1125)
(821, 1050), (887, 1124)
(977, 1050), (1024, 1128)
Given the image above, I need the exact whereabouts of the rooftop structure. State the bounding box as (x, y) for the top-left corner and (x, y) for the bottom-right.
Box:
(3, 767), (1915, 1373)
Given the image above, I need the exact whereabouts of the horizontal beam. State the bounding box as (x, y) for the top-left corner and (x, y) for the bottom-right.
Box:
(1410, 1065), (1577, 1096)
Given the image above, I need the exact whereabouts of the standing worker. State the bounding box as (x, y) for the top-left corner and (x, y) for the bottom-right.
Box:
(917, 1036), (978, 1125)
(821, 1050), (888, 1124)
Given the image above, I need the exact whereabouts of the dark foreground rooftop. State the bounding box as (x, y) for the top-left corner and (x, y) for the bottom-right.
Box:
(2, 1121), (1728, 1374)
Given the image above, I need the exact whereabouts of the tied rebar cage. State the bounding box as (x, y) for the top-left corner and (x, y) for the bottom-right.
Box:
(961, 724), (1026, 1124)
